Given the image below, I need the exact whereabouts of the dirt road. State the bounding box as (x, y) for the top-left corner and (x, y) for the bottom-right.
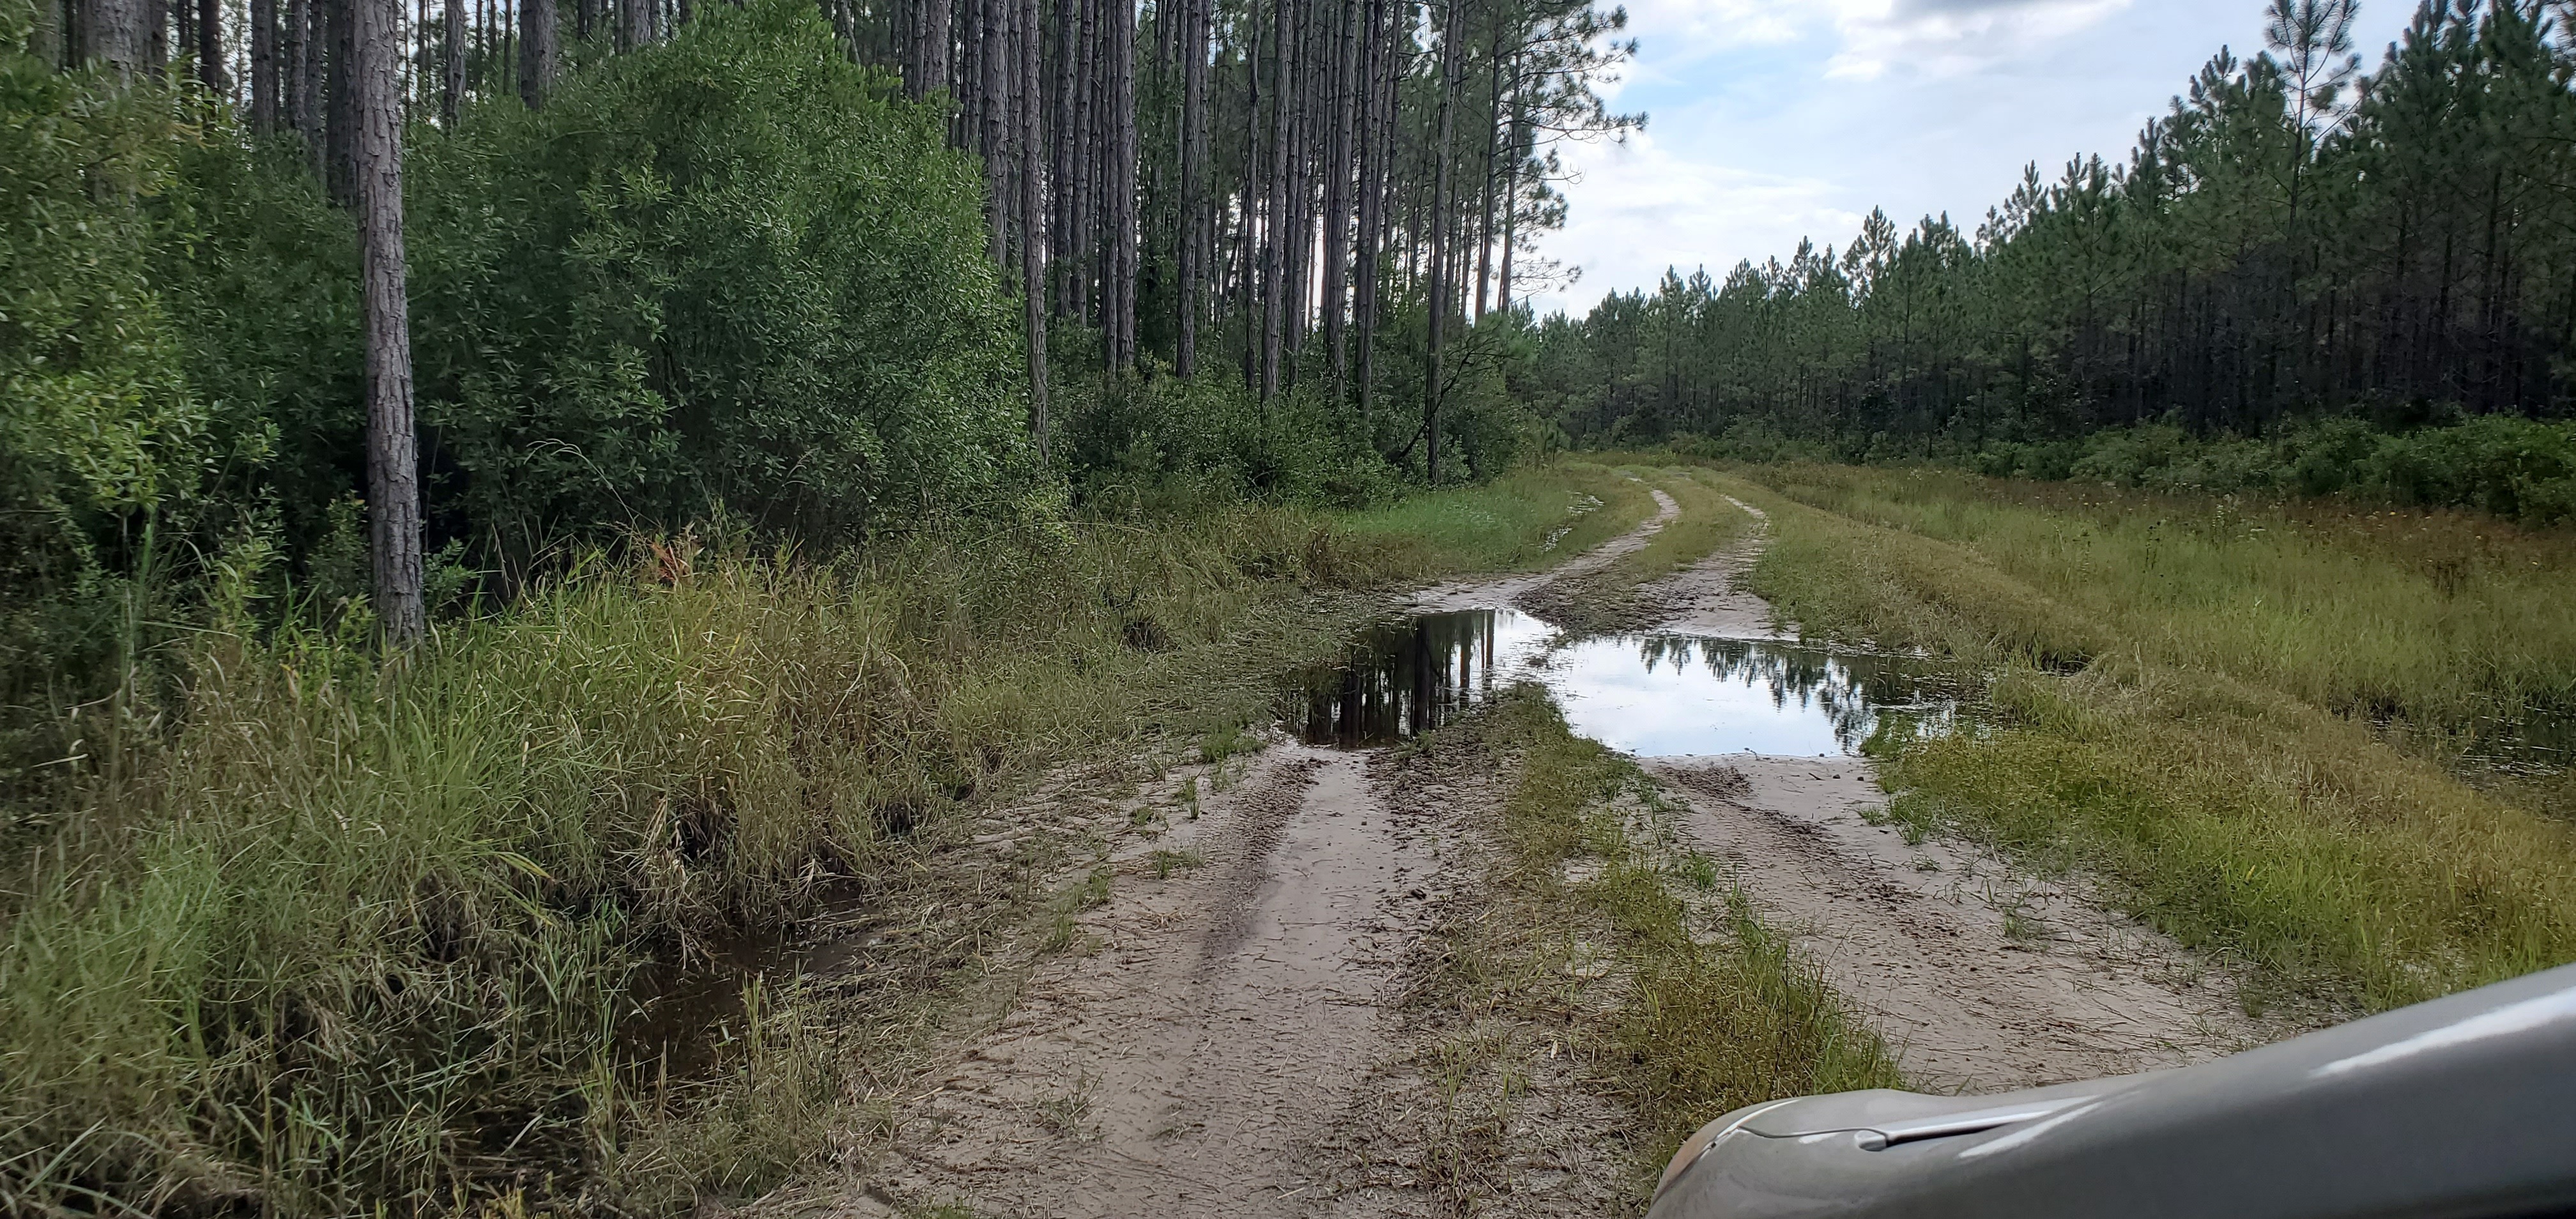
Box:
(828, 484), (2269, 1218)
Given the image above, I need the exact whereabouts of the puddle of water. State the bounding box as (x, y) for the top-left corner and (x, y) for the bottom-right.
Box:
(1285, 610), (1965, 757)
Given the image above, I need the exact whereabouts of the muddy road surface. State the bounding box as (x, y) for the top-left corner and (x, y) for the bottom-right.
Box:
(825, 486), (2269, 1218)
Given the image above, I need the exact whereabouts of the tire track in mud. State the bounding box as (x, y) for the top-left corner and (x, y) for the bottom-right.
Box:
(839, 502), (1691, 1219)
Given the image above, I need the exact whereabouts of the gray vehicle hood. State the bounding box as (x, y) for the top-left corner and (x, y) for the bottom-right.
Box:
(1652, 962), (2576, 1219)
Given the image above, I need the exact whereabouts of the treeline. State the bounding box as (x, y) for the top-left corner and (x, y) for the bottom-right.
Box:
(1529, 0), (2576, 494)
(3, 0), (1635, 763)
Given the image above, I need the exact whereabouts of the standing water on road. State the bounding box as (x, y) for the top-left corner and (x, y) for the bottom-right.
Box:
(1285, 609), (1965, 756)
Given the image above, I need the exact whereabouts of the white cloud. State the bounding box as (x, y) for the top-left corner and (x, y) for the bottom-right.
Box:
(1823, 0), (2132, 80)
(1522, 127), (1862, 315)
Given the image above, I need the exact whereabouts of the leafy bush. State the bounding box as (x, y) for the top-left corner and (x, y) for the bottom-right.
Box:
(408, 0), (1032, 559)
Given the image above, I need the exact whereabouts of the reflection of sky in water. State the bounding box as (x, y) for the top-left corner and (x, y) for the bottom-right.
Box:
(1540, 636), (1855, 756)
(1469, 610), (1949, 758)
(1291, 608), (1956, 756)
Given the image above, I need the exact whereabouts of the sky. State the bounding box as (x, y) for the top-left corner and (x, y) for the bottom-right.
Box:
(1523, 0), (2421, 316)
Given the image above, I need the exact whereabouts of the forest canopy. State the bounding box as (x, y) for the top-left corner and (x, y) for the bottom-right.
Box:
(1529, 0), (2576, 518)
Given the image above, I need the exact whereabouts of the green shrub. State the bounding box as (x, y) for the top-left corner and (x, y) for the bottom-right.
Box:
(408, 0), (1032, 559)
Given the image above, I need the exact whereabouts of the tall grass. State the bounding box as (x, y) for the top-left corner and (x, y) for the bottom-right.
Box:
(1704, 463), (2576, 1012)
(0, 467), (1634, 1216)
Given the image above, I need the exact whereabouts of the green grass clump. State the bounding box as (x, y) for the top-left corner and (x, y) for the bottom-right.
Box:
(1699, 461), (2576, 1011)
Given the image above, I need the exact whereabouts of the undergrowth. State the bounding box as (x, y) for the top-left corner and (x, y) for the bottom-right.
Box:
(0, 464), (1634, 1216)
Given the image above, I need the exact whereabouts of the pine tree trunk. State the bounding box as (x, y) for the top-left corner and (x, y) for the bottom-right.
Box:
(195, 0), (224, 89)
(1259, 0), (1291, 401)
(980, 0), (1008, 266)
(519, 0), (554, 105)
(441, 0), (462, 123)
(1176, 0), (1208, 377)
(1236, 0), (1261, 388)
(1351, 0), (1388, 426)
(326, 0), (356, 201)
(251, 0), (278, 128)
(1319, 0), (1354, 390)
(618, 0), (645, 50)
(1019, 0), (1048, 454)
(287, 0), (314, 139)
(1107, 0), (1137, 369)
(353, 0), (424, 643)
(77, 0), (144, 77)
(1424, 0), (1462, 485)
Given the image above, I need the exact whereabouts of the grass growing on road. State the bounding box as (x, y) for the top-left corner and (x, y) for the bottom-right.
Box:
(0, 463), (1639, 1216)
(1397, 688), (1898, 1206)
(1709, 462), (2576, 1013)
(1515, 464), (1761, 636)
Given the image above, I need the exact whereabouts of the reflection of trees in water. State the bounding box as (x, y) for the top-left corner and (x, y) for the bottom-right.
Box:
(1632, 637), (1950, 751)
(1289, 617), (1958, 751)
(1290, 611), (1500, 746)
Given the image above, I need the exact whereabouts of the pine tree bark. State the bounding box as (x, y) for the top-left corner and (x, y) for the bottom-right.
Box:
(1424, 0), (1462, 485)
(1176, 0), (1208, 376)
(442, 0), (463, 124)
(1018, 0), (1048, 455)
(979, 0), (1008, 264)
(287, 0), (315, 139)
(910, 0), (948, 98)
(1259, 0), (1291, 400)
(1319, 0), (1355, 390)
(195, 0), (224, 91)
(77, 0), (144, 77)
(618, 0), (645, 50)
(1351, 0), (1389, 425)
(519, 0), (555, 105)
(353, 0), (424, 643)
(326, 0), (356, 202)
(252, 0), (279, 128)
(1107, 0), (1137, 369)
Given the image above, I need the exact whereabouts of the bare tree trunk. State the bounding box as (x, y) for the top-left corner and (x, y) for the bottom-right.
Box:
(1018, 0), (1048, 456)
(353, 0), (424, 643)
(1259, 0), (1290, 401)
(1497, 77), (1519, 312)
(1107, 0), (1136, 369)
(618, 0), (644, 50)
(195, 0), (224, 91)
(145, 0), (165, 72)
(519, 0), (554, 105)
(1424, 0), (1461, 485)
(977, 0), (1006, 264)
(78, 0), (144, 77)
(1236, 0), (1261, 388)
(910, 0), (947, 98)
(326, 0), (356, 202)
(31, 0), (62, 69)
(441, 0), (462, 123)
(252, 0), (279, 128)
(1472, 33), (1500, 320)
(1176, 0), (1208, 377)
(287, 0), (315, 141)
(1320, 0), (1354, 390)
(1351, 0), (1388, 427)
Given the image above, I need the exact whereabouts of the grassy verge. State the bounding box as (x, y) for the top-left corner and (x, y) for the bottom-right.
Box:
(0, 463), (1637, 1216)
(1336, 458), (1659, 574)
(1702, 461), (2576, 1014)
(1394, 688), (1898, 1208)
